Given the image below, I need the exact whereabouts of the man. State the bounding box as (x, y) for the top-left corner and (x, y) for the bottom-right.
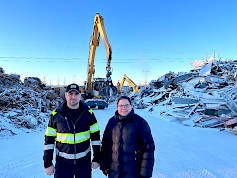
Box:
(43, 83), (101, 178)
(100, 95), (155, 178)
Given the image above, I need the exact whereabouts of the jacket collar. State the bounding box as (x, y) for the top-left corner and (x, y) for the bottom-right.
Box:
(114, 108), (135, 122)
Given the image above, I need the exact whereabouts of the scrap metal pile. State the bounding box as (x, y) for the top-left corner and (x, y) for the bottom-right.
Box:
(131, 58), (237, 134)
(0, 67), (63, 136)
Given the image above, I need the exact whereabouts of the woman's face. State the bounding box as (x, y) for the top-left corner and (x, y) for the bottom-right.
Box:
(117, 99), (132, 117)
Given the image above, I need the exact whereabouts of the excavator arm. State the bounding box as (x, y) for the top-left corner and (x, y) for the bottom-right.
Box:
(119, 75), (126, 91)
(119, 74), (140, 92)
(86, 13), (116, 99)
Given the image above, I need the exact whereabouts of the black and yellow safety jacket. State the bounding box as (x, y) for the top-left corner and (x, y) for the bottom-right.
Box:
(43, 101), (101, 168)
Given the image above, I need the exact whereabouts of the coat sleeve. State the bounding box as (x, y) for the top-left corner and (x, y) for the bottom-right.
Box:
(139, 118), (155, 177)
(89, 109), (101, 163)
(100, 118), (112, 171)
(43, 113), (57, 168)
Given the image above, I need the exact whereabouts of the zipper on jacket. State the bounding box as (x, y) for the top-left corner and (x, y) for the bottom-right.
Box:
(65, 116), (77, 164)
(68, 110), (87, 164)
(65, 117), (71, 130)
(73, 123), (77, 164)
(72, 112), (85, 164)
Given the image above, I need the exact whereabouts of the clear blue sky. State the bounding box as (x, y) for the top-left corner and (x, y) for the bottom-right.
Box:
(0, 0), (237, 86)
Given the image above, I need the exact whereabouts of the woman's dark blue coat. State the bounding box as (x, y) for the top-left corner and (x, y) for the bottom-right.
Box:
(100, 109), (155, 178)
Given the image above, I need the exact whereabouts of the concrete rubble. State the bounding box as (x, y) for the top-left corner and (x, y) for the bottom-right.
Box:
(131, 58), (237, 135)
(0, 67), (63, 136)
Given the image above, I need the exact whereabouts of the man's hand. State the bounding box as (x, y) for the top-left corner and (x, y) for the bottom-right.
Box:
(45, 165), (55, 176)
(91, 162), (100, 169)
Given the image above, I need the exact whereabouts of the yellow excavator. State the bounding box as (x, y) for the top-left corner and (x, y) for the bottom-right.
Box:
(83, 13), (117, 109)
(118, 74), (140, 93)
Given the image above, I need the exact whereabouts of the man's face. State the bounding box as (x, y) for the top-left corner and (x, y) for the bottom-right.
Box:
(117, 99), (132, 116)
(65, 90), (81, 109)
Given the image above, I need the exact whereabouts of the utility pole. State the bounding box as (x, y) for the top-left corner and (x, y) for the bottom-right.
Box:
(214, 50), (216, 60)
(42, 76), (46, 85)
(206, 53), (209, 61)
(57, 77), (60, 86)
(143, 69), (149, 86)
(64, 78), (66, 86)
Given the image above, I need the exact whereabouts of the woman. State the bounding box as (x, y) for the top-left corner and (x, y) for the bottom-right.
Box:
(100, 95), (155, 178)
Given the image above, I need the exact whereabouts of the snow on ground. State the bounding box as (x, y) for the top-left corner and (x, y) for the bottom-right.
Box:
(0, 103), (237, 178)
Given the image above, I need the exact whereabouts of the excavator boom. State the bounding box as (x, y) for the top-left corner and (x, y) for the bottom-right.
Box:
(84, 13), (117, 108)
(119, 74), (140, 92)
(87, 13), (112, 95)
